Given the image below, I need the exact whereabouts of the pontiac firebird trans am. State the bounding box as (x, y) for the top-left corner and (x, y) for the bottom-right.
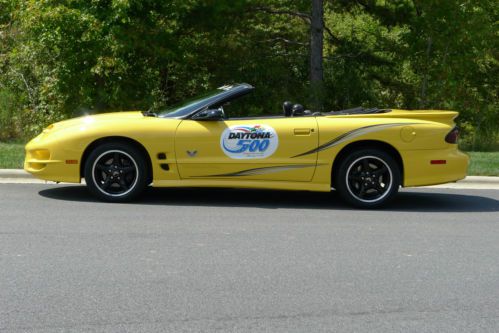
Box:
(24, 83), (469, 208)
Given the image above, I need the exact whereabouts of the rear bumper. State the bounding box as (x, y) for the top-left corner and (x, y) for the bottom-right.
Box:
(402, 148), (469, 187)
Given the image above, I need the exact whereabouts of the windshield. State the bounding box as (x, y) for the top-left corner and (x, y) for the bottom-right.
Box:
(158, 88), (228, 118)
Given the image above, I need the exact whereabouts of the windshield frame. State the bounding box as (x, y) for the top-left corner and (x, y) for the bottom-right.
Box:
(158, 84), (254, 119)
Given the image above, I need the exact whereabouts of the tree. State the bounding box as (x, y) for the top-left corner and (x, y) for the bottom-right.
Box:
(310, 0), (324, 109)
(0, 0), (497, 148)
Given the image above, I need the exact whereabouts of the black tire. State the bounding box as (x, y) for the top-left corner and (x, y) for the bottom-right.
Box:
(334, 149), (401, 208)
(84, 142), (148, 202)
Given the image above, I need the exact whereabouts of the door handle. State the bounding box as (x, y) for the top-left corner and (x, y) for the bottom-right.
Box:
(294, 128), (312, 135)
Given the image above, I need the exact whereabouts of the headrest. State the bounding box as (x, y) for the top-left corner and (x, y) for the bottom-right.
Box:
(292, 104), (304, 116)
(283, 101), (293, 117)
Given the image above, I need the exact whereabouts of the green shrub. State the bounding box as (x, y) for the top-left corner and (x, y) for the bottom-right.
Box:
(459, 118), (499, 152)
(0, 88), (21, 140)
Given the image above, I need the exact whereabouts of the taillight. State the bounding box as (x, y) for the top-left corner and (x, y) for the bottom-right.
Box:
(445, 126), (459, 144)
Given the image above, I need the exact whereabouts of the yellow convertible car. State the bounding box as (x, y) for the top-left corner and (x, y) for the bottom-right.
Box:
(25, 83), (468, 208)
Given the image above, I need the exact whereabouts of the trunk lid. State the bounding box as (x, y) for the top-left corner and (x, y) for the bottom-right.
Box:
(325, 109), (458, 126)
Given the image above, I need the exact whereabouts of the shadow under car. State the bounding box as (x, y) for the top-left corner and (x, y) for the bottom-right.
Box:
(38, 185), (499, 213)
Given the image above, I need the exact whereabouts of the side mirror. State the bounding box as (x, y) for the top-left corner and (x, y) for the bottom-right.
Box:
(192, 108), (224, 121)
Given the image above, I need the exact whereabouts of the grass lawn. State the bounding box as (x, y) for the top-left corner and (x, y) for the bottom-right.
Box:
(467, 152), (499, 176)
(0, 142), (24, 169)
(0, 141), (497, 176)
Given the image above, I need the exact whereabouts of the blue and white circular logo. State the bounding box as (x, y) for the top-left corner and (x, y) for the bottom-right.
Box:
(220, 124), (279, 159)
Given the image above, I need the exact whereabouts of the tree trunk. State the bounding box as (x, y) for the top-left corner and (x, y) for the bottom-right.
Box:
(310, 0), (324, 110)
(420, 36), (432, 108)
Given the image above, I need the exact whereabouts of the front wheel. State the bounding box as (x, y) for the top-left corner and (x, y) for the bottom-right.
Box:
(334, 149), (401, 208)
(84, 142), (148, 202)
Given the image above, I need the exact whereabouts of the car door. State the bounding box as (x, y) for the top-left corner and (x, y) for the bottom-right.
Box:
(174, 117), (319, 182)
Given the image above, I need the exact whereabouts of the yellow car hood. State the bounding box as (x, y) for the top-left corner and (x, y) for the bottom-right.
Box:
(45, 111), (144, 133)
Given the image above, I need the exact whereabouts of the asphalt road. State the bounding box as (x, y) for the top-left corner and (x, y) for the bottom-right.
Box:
(1, 184), (499, 333)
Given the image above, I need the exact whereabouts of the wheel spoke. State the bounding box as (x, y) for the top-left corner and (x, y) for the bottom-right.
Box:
(121, 166), (136, 174)
(374, 182), (385, 192)
(362, 159), (370, 171)
(373, 165), (387, 176)
(95, 164), (110, 175)
(101, 178), (112, 190)
(113, 152), (121, 166)
(348, 171), (362, 180)
(119, 179), (129, 191)
(358, 184), (366, 197)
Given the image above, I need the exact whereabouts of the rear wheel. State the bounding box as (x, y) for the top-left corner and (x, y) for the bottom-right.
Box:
(334, 149), (401, 208)
(84, 142), (147, 202)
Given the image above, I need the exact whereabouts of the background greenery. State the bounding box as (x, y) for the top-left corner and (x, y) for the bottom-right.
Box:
(0, 0), (498, 151)
(0, 142), (24, 168)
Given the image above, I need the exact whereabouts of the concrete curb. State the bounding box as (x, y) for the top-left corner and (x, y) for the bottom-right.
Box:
(462, 176), (499, 184)
(0, 169), (33, 179)
(0, 169), (498, 188)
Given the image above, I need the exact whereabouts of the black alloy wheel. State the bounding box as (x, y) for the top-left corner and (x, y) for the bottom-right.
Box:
(335, 149), (401, 208)
(84, 142), (148, 202)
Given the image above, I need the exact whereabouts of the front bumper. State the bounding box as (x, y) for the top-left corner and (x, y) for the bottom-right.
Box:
(24, 137), (82, 183)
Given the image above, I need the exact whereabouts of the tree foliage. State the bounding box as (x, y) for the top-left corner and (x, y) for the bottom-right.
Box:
(0, 0), (497, 149)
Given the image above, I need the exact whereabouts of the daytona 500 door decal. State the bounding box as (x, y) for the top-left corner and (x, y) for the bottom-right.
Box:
(220, 125), (278, 159)
(291, 123), (419, 158)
